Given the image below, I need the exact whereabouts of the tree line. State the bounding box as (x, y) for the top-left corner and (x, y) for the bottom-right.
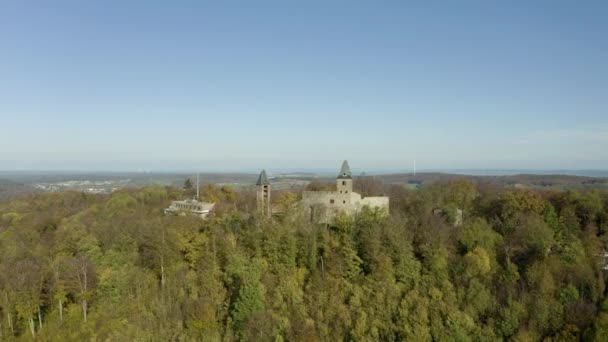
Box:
(1, 179), (608, 341)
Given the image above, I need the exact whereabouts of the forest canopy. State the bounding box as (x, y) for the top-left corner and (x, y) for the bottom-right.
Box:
(1, 180), (608, 341)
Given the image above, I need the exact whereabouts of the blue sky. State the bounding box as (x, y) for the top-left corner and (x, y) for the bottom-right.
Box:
(1, 1), (607, 171)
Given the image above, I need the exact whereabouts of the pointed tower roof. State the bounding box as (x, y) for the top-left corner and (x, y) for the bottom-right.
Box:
(337, 160), (352, 179)
(256, 170), (270, 185)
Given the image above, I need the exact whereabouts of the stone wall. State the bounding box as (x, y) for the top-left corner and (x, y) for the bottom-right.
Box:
(359, 196), (389, 211)
(301, 190), (389, 223)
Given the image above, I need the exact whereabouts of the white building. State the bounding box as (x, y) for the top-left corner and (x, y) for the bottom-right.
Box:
(164, 199), (215, 219)
(165, 174), (215, 219)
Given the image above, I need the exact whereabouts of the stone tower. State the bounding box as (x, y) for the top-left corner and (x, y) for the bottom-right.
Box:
(336, 160), (352, 194)
(256, 170), (271, 216)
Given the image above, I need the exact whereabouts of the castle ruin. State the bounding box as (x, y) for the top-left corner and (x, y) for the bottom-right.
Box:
(256, 160), (389, 223)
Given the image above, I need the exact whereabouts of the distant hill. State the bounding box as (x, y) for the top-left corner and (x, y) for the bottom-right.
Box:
(0, 171), (606, 202)
(377, 172), (608, 191)
(0, 178), (38, 201)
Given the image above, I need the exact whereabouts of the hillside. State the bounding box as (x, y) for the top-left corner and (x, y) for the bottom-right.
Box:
(1, 182), (608, 340)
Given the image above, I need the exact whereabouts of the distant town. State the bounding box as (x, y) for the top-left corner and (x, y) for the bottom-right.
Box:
(33, 179), (131, 194)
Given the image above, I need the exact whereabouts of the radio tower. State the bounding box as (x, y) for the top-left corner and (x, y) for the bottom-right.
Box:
(196, 173), (200, 200)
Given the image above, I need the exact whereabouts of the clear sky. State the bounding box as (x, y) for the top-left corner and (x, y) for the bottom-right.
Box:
(1, 1), (607, 172)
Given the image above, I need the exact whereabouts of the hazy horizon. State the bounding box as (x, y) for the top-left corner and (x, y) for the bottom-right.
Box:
(1, 163), (607, 178)
(1, 159), (608, 175)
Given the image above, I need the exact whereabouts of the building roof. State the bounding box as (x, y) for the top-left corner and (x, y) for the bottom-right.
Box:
(256, 169), (270, 185)
(337, 160), (352, 179)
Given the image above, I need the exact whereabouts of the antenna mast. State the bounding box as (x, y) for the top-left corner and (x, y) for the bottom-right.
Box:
(414, 159), (416, 177)
(196, 173), (199, 200)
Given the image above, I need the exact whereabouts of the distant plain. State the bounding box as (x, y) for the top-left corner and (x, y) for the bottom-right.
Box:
(1, 169), (606, 202)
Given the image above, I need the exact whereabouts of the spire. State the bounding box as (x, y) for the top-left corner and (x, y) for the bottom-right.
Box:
(256, 170), (270, 186)
(337, 160), (352, 179)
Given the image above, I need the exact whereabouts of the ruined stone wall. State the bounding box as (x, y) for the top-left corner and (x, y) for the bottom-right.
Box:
(302, 190), (353, 222)
(357, 196), (390, 214)
(302, 191), (357, 211)
(301, 190), (389, 222)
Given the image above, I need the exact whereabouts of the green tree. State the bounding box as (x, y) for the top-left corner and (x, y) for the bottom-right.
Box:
(184, 178), (193, 190)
